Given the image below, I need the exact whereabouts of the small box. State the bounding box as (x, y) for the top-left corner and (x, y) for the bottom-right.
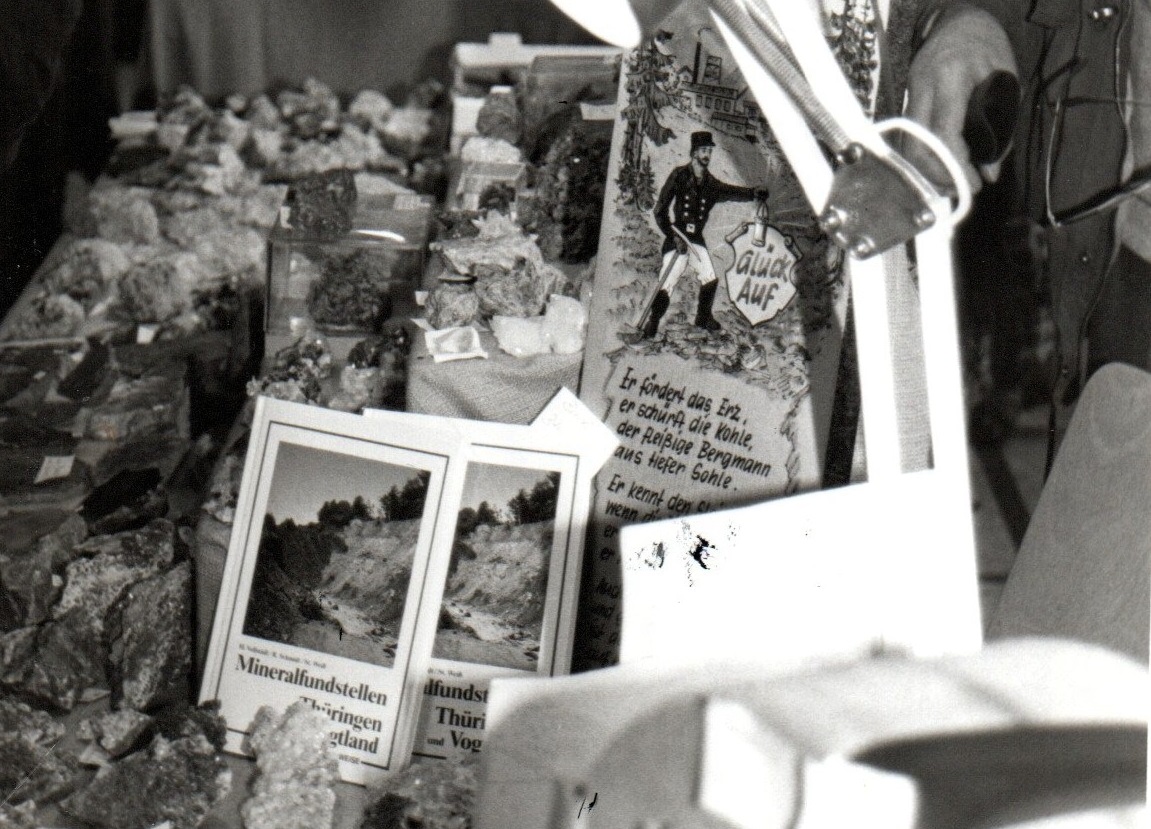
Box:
(265, 191), (434, 340)
(454, 160), (529, 211)
(451, 32), (620, 96)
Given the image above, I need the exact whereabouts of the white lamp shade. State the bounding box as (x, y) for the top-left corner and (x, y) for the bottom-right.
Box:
(546, 0), (686, 47)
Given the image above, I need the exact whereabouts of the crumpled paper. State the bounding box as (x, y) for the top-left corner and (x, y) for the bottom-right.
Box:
(415, 320), (488, 363)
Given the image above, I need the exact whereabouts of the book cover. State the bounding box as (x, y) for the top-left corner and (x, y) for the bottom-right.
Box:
(199, 396), (465, 785)
(366, 391), (617, 761)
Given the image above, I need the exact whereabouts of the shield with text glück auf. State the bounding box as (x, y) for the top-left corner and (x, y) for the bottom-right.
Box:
(725, 224), (800, 326)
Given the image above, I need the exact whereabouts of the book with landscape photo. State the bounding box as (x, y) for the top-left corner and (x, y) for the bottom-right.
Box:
(199, 396), (465, 785)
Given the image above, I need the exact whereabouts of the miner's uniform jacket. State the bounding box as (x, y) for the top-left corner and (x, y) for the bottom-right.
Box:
(653, 165), (758, 254)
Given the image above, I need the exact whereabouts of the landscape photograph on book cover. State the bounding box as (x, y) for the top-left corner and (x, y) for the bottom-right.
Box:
(243, 441), (434, 669)
(201, 397), (463, 782)
(433, 461), (564, 671)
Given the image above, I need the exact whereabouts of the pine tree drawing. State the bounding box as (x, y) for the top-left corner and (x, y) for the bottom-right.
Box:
(617, 37), (678, 210)
(827, 0), (878, 109)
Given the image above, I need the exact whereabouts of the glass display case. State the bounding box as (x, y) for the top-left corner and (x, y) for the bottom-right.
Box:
(265, 191), (434, 339)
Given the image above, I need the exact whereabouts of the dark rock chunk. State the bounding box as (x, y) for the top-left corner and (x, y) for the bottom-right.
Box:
(19, 615), (110, 710)
(152, 699), (228, 751)
(0, 546), (61, 629)
(114, 561), (192, 711)
(0, 732), (81, 805)
(0, 509), (82, 559)
(0, 693), (65, 745)
(78, 708), (154, 759)
(33, 512), (89, 569)
(0, 801), (37, 829)
(57, 519), (177, 635)
(0, 626), (38, 686)
(80, 467), (162, 526)
(57, 339), (113, 403)
(60, 733), (231, 829)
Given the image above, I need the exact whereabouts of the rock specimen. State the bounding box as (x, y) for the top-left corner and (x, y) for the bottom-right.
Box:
(77, 708), (154, 761)
(0, 731), (81, 804)
(0, 693), (65, 745)
(361, 758), (477, 829)
(241, 701), (340, 829)
(0, 519), (181, 710)
(60, 732), (231, 829)
(113, 560), (192, 711)
(0, 802), (37, 829)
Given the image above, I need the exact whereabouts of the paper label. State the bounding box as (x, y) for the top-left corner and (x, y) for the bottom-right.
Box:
(579, 102), (617, 121)
(35, 455), (75, 484)
(136, 324), (159, 345)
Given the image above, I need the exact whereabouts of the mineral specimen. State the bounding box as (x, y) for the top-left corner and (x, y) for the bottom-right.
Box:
(0, 693), (65, 745)
(0, 802), (36, 829)
(77, 708), (153, 759)
(361, 758), (477, 829)
(425, 279), (480, 330)
(241, 701), (339, 829)
(474, 257), (567, 320)
(89, 187), (161, 245)
(117, 258), (196, 324)
(60, 732), (231, 829)
(349, 89), (395, 135)
(307, 249), (394, 331)
(0, 732), (81, 804)
(3, 293), (85, 341)
(113, 560), (192, 711)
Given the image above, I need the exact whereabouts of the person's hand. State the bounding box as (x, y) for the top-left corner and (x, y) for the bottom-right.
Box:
(674, 235), (688, 255)
(904, 2), (1017, 195)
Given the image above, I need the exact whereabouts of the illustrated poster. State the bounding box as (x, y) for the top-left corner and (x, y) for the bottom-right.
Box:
(576, 0), (880, 668)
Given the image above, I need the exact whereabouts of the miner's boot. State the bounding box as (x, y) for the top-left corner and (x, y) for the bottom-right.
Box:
(642, 290), (670, 339)
(695, 280), (722, 331)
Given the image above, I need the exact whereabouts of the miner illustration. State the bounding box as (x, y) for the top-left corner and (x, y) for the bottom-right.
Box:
(639, 131), (766, 339)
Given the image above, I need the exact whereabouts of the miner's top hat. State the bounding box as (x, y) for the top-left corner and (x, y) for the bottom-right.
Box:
(690, 131), (715, 152)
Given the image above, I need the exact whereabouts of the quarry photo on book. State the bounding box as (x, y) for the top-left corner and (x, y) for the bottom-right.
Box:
(400, 428), (592, 763)
(244, 442), (433, 669)
(200, 397), (465, 784)
(433, 462), (563, 671)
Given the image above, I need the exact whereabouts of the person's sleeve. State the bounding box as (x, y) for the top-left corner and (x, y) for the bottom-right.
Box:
(0, 0), (83, 169)
(709, 178), (758, 203)
(653, 169), (677, 238)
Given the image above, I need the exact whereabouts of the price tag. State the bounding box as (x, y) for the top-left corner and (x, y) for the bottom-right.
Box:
(35, 455), (75, 484)
(394, 194), (425, 211)
(279, 205), (293, 228)
(136, 324), (159, 345)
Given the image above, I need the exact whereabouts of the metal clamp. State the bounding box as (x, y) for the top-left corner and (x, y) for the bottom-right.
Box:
(818, 118), (972, 258)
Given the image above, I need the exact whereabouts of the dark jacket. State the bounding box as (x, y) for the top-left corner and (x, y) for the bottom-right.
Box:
(968, 0), (1140, 388)
(653, 164), (757, 253)
(0, 0), (82, 170)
